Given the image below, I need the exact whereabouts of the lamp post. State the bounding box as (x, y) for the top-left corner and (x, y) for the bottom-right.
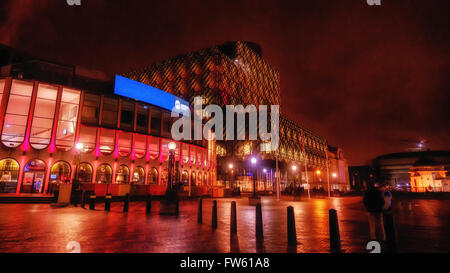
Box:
(292, 165), (297, 193)
(73, 142), (84, 189)
(251, 157), (257, 197)
(228, 163), (234, 189)
(167, 142), (176, 192)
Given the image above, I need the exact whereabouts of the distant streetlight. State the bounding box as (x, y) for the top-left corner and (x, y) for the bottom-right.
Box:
(316, 170), (321, 175)
(251, 157), (257, 165)
(263, 168), (267, 173)
(75, 142), (84, 151)
(229, 163), (233, 169)
(251, 157), (257, 197)
(168, 142), (176, 151)
(332, 172), (337, 178)
(292, 165), (297, 171)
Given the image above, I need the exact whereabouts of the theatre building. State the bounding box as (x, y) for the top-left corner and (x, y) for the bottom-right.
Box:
(0, 45), (216, 196)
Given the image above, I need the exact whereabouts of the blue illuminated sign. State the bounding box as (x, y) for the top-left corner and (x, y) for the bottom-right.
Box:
(114, 75), (189, 112)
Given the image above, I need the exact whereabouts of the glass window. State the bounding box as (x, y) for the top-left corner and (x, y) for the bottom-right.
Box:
(56, 88), (80, 151)
(115, 165), (129, 184)
(182, 144), (189, 165)
(0, 158), (19, 193)
(191, 172), (196, 186)
(150, 109), (161, 135)
(148, 136), (159, 160)
(22, 159), (46, 193)
(118, 132), (132, 157)
(2, 80), (33, 147)
(96, 163), (112, 183)
(78, 163), (92, 183)
(50, 161), (71, 184)
(181, 170), (189, 186)
(132, 166), (145, 184)
(162, 113), (172, 138)
(81, 93), (100, 125)
(136, 104), (149, 133)
(30, 84), (57, 150)
(134, 134), (146, 159)
(120, 100), (134, 131)
(99, 128), (115, 155)
(78, 126), (97, 153)
(190, 147), (196, 165)
(101, 97), (118, 128)
(148, 167), (158, 184)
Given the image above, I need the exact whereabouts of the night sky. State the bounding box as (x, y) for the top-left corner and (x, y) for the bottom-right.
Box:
(0, 0), (448, 165)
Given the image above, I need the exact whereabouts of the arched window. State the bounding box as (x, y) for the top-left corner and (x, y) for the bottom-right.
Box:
(118, 132), (132, 157)
(132, 166), (145, 184)
(78, 162), (93, 183)
(0, 158), (19, 193)
(22, 159), (46, 193)
(134, 134), (147, 159)
(99, 128), (115, 155)
(50, 161), (71, 184)
(30, 83), (57, 150)
(161, 168), (168, 185)
(148, 136), (159, 160)
(2, 80), (33, 147)
(182, 145), (189, 165)
(78, 126), (97, 153)
(181, 170), (189, 186)
(191, 171), (196, 186)
(190, 148), (196, 166)
(56, 88), (80, 151)
(96, 163), (112, 183)
(116, 165), (129, 184)
(148, 167), (158, 184)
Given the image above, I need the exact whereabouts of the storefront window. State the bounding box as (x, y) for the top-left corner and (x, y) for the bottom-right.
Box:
(78, 163), (93, 183)
(99, 128), (115, 155)
(191, 172), (196, 186)
(96, 163), (112, 183)
(136, 104), (149, 133)
(148, 167), (158, 184)
(150, 109), (161, 135)
(181, 170), (189, 186)
(115, 165), (129, 184)
(78, 126), (97, 152)
(118, 132), (132, 157)
(134, 134), (146, 159)
(132, 166), (145, 184)
(190, 147), (196, 166)
(148, 136), (159, 160)
(120, 100), (134, 131)
(30, 84), (57, 150)
(22, 159), (46, 193)
(2, 80), (33, 147)
(101, 97), (118, 128)
(81, 93), (100, 125)
(182, 145), (189, 165)
(50, 161), (71, 184)
(55, 88), (80, 151)
(0, 158), (19, 193)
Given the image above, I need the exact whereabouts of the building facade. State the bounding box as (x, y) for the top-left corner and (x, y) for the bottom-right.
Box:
(0, 55), (216, 196)
(409, 157), (449, 192)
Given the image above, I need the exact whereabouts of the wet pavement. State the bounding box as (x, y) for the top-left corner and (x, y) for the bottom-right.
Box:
(0, 195), (449, 253)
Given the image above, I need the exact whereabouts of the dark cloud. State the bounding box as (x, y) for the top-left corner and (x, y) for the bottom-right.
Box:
(1, 0), (449, 164)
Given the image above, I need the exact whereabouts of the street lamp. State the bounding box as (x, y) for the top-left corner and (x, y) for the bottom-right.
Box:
(228, 163), (234, 189)
(251, 157), (257, 197)
(292, 165), (297, 195)
(160, 141), (178, 215)
(167, 142), (176, 191)
(72, 142), (84, 203)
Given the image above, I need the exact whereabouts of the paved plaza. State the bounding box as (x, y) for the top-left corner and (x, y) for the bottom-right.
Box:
(0, 196), (449, 253)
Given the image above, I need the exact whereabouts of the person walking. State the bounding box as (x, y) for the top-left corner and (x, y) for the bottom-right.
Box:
(363, 183), (385, 241)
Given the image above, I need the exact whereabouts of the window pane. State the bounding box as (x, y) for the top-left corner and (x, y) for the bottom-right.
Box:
(0, 158), (20, 193)
(148, 136), (159, 160)
(101, 97), (118, 128)
(99, 128), (115, 155)
(116, 165), (129, 183)
(118, 132), (132, 157)
(81, 93), (100, 125)
(78, 126), (97, 152)
(162, 113), (172, 138)
(56, 88), (80, 151)
(2, 80), (33, 147)
(0, 79), (6, 106)
(134, 134), (146, 159)
(136, 104), (149, 133)
(132, 166), (145, 184)
(120, 101), (134, 130)
(150, 109), (161, 135)
(148, 167), (158, 184)
(182, 144), (189, 165)
(30, 84), (57, 149)
(96, 164), (112, 183)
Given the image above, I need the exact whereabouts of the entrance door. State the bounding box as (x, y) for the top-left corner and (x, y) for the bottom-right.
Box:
(22, 159), (46, 193)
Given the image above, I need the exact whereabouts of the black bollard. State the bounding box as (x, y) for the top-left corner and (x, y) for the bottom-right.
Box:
(256, 203), (263, 239)
(146, 194), (152, 214)
(123, 193), (129, 212)
(287, 206), (297, 245)
(329, 209), (342, 253)
(212, 200), (218, 228)
(105, 193), (112, 211)
(81, 190), (86, 209)
(383, 212), (398, 253)
(89, 193), (96, 210)
(175, 195), (179, 216)
(230, 201), (237, 234)
(198, 198), (203, 223)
